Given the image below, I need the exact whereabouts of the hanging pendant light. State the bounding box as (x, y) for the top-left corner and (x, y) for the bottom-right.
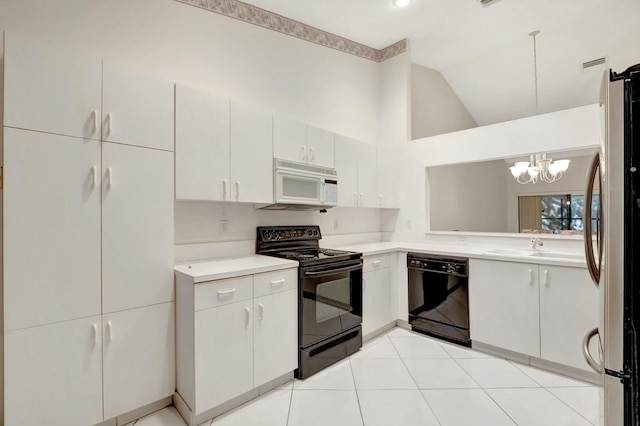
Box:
(509, 31), (571, 184)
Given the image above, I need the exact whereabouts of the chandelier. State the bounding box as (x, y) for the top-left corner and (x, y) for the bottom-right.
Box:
(510, 153), (571, 184)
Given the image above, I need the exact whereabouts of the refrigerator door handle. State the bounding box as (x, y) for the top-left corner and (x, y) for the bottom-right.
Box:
(582, 327), (604, 374)
(584, 152), (603, 287)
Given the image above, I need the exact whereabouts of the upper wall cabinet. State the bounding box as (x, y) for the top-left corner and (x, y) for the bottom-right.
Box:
(273, 115), (335, 168)
(335, 135), (377, 208)
(175, 87), (274, 204)
(175, 84), (231, 201)
(230, 101), (274, 204)
(102, 64), (174, 151)
(376, 144), (401, 208)
(3, 32), (102, 140)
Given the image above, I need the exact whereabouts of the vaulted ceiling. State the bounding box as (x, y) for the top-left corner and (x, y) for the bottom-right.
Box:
(239, 0), (640, 126)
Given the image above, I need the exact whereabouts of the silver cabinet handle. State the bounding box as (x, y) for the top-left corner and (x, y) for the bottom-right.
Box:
(106, 167), (113, 188)
(258, 303), (264, 321)
(244, 307), (251, 325)
(106, 113), (113, 135)
(529, 268), (534, 285)
(544, 269), (549, 287)
(582, 327), (603, 374)
(92, 323), (99, 345)
(270, 278), (285, 286)
(217, 288), (236, 295)
(92, 110), (99, 133)
(91, 166), (98, 187)
(300, 145), (307, 162)
(235, 181), (240, 200)
(106, 320), (113, 342)
(308, 147), (315, 163)
(222, 179), (228, 200)
(372, 260), (382, 266)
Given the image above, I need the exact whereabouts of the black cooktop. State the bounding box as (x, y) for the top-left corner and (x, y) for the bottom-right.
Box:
(256, 226), (361, 266)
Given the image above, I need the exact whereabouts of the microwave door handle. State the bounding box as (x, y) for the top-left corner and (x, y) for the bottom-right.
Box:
(304, 264), (362, 277)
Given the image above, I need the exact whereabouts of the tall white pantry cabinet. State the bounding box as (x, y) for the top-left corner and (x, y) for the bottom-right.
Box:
(1, 33), (175, 426)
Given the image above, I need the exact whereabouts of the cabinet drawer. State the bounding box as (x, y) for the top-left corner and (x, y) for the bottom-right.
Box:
(253, 269), (297, 298)
(363, 254), (393, 272)
(194, 276), (253, 311)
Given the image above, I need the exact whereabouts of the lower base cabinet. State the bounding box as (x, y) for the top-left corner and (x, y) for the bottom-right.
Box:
(4, 303), (175, 426)
(469, 259), (598, 372)
(176, 268), (298, 422)
(362, 254), (396, 337)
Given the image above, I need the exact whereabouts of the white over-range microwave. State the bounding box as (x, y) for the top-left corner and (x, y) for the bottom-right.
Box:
(258, 159), (338, 210)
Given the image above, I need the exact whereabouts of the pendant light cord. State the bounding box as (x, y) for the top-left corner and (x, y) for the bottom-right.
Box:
(529, 30), (540, 113)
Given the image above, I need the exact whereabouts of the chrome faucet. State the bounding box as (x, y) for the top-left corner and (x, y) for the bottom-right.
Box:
(530, 235), (544, 249)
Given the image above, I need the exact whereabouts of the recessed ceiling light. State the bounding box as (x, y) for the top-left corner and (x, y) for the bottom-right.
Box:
(392, 0), (413, 8)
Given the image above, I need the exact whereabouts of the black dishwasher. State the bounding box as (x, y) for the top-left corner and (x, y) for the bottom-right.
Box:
(407, 253), (470, 346)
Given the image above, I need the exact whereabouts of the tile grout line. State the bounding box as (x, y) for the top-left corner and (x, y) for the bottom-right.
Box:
(540, 386), (599, 426)
(284, 386), (294, 426)
(348, 353), (366, 426)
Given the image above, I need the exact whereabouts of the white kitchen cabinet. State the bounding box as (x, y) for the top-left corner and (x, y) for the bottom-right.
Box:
(3, 129), (102, 331)
(362, 254), (396, 337)
(4, 316), (104, 426)
(3, 32), (102, 140)
(470, 259), (599, 372)
(175, 84), (231, 201)
(176, 267), (297, 423)
(195, 300), (254, 410)
(273, 115), (335, 168)
(469, 259), (541, 357)
(102, 63), (174, 151)
(253, 270), (298, 386)
(376, 144), (402, 208)
(103, 303), (176, 420)
(230, 101), (274, 203)
(539, 265), (599, 371)
(2, 36), (175, 425)
(101, 142), (174, 314)
(335, 135), (377, 207)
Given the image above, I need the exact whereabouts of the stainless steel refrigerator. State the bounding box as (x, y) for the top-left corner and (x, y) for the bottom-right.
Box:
(583, 65), (639, 426)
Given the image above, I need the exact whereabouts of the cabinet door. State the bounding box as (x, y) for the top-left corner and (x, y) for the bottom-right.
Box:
(3, 33), (102, 139)
(103, 303), (175, 419)
(3, 129), (102, 330)
(175, 84), (231, 201)
(469, 259), (540, 357)
(539, 266), (599, 370)
(307, 125), (335, 168)
(358, 143), (378, 208)
(102, 64), (174, 151)
(334, 135), (360, 207)
(363, 268), (392, 337)
(4, 316), (103, 426)
(273, 115), (307, 164)
(376, 144), (401, 208)
(102, 143), (174, 313)
(230, 102), (273, 203)
(254, 289), (298, 385)
(194, 301), (254, 413)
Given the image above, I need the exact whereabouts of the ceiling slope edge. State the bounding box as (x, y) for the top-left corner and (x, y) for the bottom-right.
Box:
(175, 0), (407, 62)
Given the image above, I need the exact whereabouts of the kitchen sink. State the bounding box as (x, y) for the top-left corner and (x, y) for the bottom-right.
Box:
(484, 248), (584, 261)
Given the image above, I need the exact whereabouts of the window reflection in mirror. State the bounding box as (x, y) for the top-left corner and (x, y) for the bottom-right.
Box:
(518, 193), (601, 234)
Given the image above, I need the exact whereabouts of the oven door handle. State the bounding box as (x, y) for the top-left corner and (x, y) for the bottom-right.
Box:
(303, 264), (362, 277)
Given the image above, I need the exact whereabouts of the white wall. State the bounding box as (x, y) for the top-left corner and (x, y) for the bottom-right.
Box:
(411, 63), (477, 139)
(0, 0), (380, 143)
(379, 50), (411, 144)
(382, 104), (601, 241)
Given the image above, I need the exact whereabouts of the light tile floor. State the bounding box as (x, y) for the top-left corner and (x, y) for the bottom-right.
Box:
(130, 327), (604, 426)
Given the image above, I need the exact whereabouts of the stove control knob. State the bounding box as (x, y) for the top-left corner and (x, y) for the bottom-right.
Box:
(263, 231), (272, 240)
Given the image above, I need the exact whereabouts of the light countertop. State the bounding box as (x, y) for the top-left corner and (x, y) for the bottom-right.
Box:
(175, 255), (298, 283)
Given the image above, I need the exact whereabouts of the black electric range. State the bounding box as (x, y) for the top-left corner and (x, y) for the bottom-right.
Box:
(256, 226), (363, 379)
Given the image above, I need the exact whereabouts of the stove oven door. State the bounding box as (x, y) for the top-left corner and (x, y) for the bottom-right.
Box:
(300, 259), (363, 348)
